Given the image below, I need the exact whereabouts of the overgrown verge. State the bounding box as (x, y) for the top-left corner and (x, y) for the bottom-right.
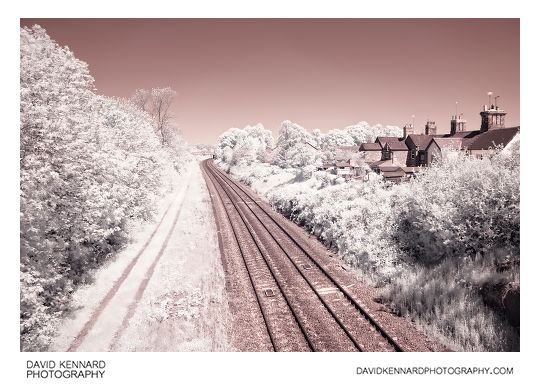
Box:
(20, 26), (190, 351)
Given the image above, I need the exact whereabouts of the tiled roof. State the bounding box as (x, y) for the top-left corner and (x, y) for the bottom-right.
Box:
(436, 126), (519, 151)
(430, 137), (465, 150)
(359, 142), (382, 151)
(382, 170), (406, 178)
(375, 136), (401, 146)
(378, 166), (404, 173)
(387, 141), (409, 151)
(466, 127), (520, 150)
(444, 130), (478, 138)
(406, 134), (436, 151)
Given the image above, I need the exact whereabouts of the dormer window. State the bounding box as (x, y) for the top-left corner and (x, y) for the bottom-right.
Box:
(382, 145), (391, 160)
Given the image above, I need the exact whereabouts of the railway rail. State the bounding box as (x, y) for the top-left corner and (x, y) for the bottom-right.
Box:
(202, 159), (405, 352)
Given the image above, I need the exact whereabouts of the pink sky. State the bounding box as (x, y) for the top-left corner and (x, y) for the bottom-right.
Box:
(21, 19), (519, 144)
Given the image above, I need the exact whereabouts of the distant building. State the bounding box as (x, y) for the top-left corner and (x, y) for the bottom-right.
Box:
(425, 138), (465, 166)
(335, 161), (354, 177)
(353, 94), (519, 182)
(426, 126), (520, 164)
(358, 142), (382, 163)
(317, 158), (365, 179)
(382, 140), (408, 165)
(404, 134), (442, 167)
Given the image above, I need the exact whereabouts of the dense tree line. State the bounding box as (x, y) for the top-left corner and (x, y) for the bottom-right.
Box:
(215, 120), (401, 169)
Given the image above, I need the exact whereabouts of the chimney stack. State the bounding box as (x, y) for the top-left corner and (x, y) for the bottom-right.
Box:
(450, 114), (467, 135)
(403, 123), (414, 139)
(480, 99), (506, 131)
(425, 120), (437, 135)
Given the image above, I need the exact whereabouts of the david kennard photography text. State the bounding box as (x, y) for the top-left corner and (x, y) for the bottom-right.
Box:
(26, 360), (106, 379)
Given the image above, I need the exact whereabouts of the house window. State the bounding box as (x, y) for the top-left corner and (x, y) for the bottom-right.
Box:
(410, 150), (416, 159)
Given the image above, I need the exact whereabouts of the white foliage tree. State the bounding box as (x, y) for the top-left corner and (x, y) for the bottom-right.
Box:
(319, 128), (355, 150)
(215, 123), (274, 166)
(273, 120), (317, 168)
(20, 25), (184, 351)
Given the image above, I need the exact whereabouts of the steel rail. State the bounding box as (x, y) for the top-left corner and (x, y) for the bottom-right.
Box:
(203, 161), (314, 351)
(206, 161), (363, 351)
(207, 159), (404, 352)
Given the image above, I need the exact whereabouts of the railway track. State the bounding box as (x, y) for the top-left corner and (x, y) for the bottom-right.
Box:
(202, 159), (405, 352)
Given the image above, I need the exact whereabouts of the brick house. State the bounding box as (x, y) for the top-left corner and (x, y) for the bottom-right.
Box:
(426, 126), (520, 165)
(358, 142), (382, 163)
(356, 96), (519, 181)
(405, 134), (444, 166)
(425, 138), (467, 166)
(382, 140), (409, 166)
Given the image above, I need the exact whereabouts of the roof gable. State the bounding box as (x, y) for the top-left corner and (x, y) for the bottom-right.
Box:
(387, 141), (409, 151)
(359, 142), (382, 151)
(405, 134), (436, 150)
(375, 136), (401, 146)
